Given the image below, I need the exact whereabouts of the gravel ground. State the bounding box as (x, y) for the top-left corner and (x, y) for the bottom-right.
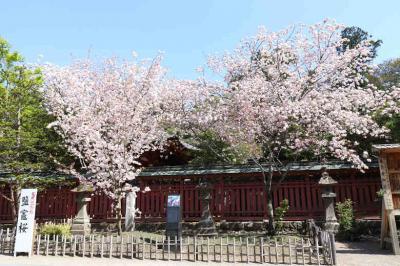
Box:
(1, 239), (400, 266)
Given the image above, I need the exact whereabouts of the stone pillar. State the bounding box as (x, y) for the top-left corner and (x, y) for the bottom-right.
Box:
(125, 191), (137, 232)
(318, 168), (339, 234)
(71, 183), (93, 235)
(196, 179), (217, 236)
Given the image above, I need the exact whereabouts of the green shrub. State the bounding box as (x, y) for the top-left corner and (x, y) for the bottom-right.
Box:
(376, 188), (385, 199)
(39, 223), (71, 237)
(275, 199), (289, 233)
(336, 199), (355, 240)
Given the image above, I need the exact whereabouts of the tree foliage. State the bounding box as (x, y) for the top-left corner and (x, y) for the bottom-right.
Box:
(171, 20), (400, 233)
(43, 55), (171, 233)
(0, 37), (74, 222)
(339, 26), (382, 59)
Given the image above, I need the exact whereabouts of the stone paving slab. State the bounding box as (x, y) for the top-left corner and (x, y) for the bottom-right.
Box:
(336, 240), (400, 266)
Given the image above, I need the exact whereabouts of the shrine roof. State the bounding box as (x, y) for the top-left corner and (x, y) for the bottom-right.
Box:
(0, 170), (76, 182)
(372, 144), (400, 153)
(139, 160), (379, 177)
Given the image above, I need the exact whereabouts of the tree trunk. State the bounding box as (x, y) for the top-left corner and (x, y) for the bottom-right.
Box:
(116, 196), (122, 235)
(10, 185), (18, 224)
(17, 106), (21, 150)
(264, 166), (275, 234)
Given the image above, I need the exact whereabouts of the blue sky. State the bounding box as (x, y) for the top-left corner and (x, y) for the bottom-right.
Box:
(2, 0), (400, 79)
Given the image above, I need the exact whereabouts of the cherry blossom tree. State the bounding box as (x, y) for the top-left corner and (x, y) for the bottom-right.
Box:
(43, 55), (170, 233)
(174, 20), (400, 233)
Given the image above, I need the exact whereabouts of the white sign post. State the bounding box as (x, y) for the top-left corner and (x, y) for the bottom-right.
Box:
(14, 188), (37, 256)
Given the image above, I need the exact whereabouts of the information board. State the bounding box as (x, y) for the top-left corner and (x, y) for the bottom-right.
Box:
(166, 194), (181, 238)
(167, 194), (180, 207)
(373, 144), (400, 255)
(14, 188), (37, 256)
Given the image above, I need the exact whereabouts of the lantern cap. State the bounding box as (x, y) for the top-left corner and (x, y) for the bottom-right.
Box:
(318, 168), (337, 186)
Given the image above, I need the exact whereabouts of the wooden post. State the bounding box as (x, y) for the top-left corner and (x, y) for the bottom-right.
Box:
(186, 236), (189, 261)
(295, 237), (298, 264)
(100, 235), (104, 258)
(213, 236), (216, 262)
(62, 235), (66, 256)
(232, 237), (236, 263)
(330, 232), (337, 265)
(193, 236), (197, 262)
(260, 237), (264, 263)
(109, 235), (113, 258)
(381, 204), (388, 249)
(220, 237), (223, 263)
(253, 236), (257, 263)
(167, 236), (170, 261)
(206, 237), (210, 262)
(175, 236), (178, 260)
(246, 237), (249, 264)
(131, 235), (134, 259)
(274, 239), (278, 264)
(149, 237), (153, 259)
(202, 237), (205, 261)
(316, 236), (320, 266)
(91, 235), (94, 257)
(288, 237), (292, 265)
(54, 235), (59, 256)
(155, 237), (158, 260)
(82, 235), (86, 257)
(301, 238), (305, 266)
(45, 235), (49, 256)
(281, 237), (284, 264)
(36, 235), (41, 255)
(226, 237), (229, 262)
(162, 236), (165, 260)
(120, 235), (123, 259)
(140, 235), (144, 260)
(268, 238), (271, 263)
(180, 236), (183, 261)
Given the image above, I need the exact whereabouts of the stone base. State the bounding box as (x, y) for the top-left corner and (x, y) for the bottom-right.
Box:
(324, 221), (339, 234)
(197, 220), (218, 236)
(71, 221), (91, 235)
(197, 228), (218, 236)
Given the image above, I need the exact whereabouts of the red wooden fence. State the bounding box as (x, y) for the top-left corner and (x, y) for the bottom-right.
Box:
(0, 174), (381, 223)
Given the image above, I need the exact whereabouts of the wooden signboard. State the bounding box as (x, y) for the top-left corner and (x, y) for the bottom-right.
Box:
(14, 188), (37, 256)
(373, 144), (400, 255)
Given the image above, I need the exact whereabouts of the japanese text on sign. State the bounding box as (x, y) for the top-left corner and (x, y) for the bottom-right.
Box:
(14, 189), (37, 256)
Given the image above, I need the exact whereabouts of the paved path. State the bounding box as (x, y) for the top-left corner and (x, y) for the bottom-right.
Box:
(336, 240), (400, 266)
(2, 240), (400, 266)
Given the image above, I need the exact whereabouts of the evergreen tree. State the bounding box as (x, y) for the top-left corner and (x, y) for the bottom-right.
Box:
(0, 37), (73, 222)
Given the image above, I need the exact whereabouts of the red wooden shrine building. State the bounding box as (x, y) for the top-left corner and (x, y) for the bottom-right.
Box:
(0, 161), (381, 224)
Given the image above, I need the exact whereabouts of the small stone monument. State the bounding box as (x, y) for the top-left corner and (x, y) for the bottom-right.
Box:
(318, 168), (339, 234)
(125, 191), (137, 232)
(71, 182), (93, 235)
(196, 179), (217, 236)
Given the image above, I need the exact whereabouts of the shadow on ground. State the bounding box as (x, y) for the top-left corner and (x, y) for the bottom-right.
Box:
(336, 237), (400, 266)
(337, 238), (392, 255)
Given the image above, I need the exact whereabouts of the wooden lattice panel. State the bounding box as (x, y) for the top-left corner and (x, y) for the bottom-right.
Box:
(393, 195), (400, 209)
(387, 154), (400, 171)
(389, 173), (400, 192)
(388, 154), (400, 210)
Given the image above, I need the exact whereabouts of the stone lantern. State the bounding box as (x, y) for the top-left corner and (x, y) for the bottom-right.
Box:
(196, 178), (217, 236)
(70, 182), (93, 235)
(318, 168), (339, 233)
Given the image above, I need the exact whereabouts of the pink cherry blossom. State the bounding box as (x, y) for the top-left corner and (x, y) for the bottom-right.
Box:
(43, 55), (170, 210)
